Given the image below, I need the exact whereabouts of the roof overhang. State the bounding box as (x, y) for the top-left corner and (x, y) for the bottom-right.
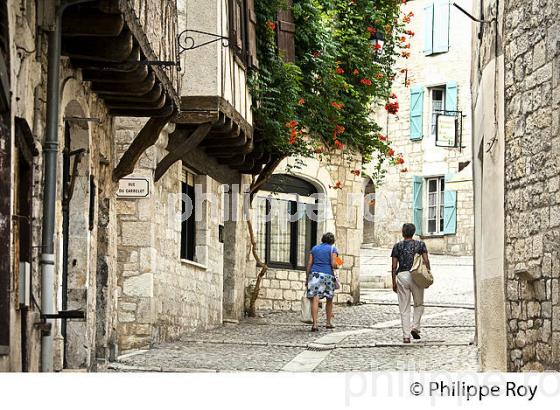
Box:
(61, 0), (179, 117)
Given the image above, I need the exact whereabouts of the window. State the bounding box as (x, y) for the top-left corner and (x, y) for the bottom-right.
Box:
(430, 87), (445, 137)
(255, 175), (317, 270)
(423, 0), (450, 55)
(426, 177), (445, 234)
(180, 168), (196, 261)
(412, 175), (457, 236)
(229, 0), (248, 63)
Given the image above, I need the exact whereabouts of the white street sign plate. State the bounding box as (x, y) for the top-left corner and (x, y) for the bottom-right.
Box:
(117, 176), (150, 198)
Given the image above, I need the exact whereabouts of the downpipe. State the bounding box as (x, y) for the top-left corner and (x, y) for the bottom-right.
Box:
(40, 0), (95, 373)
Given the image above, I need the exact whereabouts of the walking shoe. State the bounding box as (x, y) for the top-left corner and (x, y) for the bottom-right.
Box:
(411, 329), (421, 340)
(326, 324), (335, 329)
(403, 338), (411, 344)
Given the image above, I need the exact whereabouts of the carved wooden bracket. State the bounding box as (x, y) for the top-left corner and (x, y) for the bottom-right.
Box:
(154, 122), (212, 182)
(112, 114), (173, 182)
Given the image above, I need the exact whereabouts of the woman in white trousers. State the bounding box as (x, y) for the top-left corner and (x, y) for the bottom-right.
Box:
(391, 223), (431, 343)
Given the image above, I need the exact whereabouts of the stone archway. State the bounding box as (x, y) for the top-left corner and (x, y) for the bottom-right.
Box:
(363, 179), (376, 245)
(59, 100), (92, 369)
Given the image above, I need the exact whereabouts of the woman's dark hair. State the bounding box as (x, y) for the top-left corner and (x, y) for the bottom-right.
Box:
(402, 223), (416, 238)
(321, 232), (335, 244)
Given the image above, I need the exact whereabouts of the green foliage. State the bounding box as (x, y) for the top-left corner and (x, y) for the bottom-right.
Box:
(250, 0), (409, 173)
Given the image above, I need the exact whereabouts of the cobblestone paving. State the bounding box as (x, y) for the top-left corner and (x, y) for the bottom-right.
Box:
(112, 252), (479, 373)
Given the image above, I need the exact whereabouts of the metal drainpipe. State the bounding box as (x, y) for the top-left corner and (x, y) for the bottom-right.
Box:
(40, 0), (95, 373)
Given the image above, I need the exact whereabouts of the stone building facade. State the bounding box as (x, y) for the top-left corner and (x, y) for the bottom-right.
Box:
(364, 0), (474, 257)
(250, 154), (364, 311)
(472, 0), (560, 370)
(0, 0), (179, 372)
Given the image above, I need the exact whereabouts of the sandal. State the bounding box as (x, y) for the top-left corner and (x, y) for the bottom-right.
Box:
(311, 326), (319, 332)
(403, 337), (411, 344)
(411, 330), (421, 340)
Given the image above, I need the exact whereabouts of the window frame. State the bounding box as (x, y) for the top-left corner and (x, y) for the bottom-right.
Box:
(255, 175), (318, 271)
(429, 86), (446, 138)
(180, 168), (197, 262)
(425, 176), (445, 235)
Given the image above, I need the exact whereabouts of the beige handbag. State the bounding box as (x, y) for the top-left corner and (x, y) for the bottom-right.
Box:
(410, 252), (434, 288)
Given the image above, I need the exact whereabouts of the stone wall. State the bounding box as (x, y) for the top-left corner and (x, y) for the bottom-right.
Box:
(364, 0), (474, 256)
(249, 154), (364, 312)
(502, 0), (560, 371)
(114, 119), (252, 351)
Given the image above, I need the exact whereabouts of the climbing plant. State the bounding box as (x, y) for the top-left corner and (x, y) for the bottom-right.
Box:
(245, 0), (413, 316)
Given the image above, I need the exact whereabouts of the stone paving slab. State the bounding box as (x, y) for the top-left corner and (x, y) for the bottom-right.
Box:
(111, 303), (478, 373)
(313, 345), (480, 372)
(117, 343), (305, 372)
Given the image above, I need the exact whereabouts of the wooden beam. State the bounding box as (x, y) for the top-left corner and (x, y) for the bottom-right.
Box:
(62, 10), (124, 37)
(82, 64), (149, 83)
(94, 72), (155, 96)
(109, 101), (174, 118)
(154, 123), (212, 182)
(113, 114), (173, 181)
(62, 30), (133, 62)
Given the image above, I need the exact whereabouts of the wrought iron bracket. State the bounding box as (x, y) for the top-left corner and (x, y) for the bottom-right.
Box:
(177, 29), (231, 55)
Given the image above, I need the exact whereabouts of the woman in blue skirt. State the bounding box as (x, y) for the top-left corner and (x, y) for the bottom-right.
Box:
(306, 232), (339, 331)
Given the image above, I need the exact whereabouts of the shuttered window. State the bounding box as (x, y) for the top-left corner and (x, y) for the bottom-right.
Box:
(412, 176), (424, 236)
(245, 0), (258, 68)
(424, 0), (450, 55)
(443, 174), (458, 235)
(276, 0), (296, 63)
(445, 81), (458, 111)
(410, 86), (424, 140)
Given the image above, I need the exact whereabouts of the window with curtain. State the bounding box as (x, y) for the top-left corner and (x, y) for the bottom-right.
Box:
(254, 175), (318, 270)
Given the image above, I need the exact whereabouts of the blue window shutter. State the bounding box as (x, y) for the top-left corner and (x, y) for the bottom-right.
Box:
(445, 81), (458, 111)
(443, 175), (457, 235)
(410, 86), (424, 141)
(433, 0), (450, 53)
(412, 176), (424, 236)
(423, 3), (434, 55)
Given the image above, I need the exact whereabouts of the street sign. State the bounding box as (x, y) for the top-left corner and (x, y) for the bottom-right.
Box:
(117, 176), (150, 198)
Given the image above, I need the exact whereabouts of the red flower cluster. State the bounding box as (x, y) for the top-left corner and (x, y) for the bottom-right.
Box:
(266, 21), (276, 31)
(298, 98), (305, 105)
(373, 42), (382, 51)
(378, 135), (387, 141)
(331, 181), (343, 190)
(351, 169), (361, 176)
(333, 124), (345, 150)
(285, 120), (299, 145)
(353, 69), (360, 75)
(395, 156), (405, 165)
(386, 148), (395, 157)
(385, 101), (399, 115)
(405, 30), (415, 36)
(331, 101), (344, 110)
(367, 26), (377, 34)
(360, 78), (372, 86)
(336, 67), (345, 75)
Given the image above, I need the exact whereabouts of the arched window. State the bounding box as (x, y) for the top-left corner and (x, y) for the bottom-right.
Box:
(255, 175), (318, 270)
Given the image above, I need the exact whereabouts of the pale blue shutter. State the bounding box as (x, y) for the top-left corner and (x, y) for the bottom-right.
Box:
(443, 174), (457, 235)
(445, 81), (458, 111)
(423, 3), (434, 55)
(412, 176), (424, 236)
(410, 86), (424, 140)
(433, 0), (450, 53)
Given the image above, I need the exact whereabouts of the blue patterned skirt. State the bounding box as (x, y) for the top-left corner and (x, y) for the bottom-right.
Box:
(306, 272), (336, 300)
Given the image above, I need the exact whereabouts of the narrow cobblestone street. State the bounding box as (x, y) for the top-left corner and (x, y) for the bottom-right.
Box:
(109, 249), (478, 372)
